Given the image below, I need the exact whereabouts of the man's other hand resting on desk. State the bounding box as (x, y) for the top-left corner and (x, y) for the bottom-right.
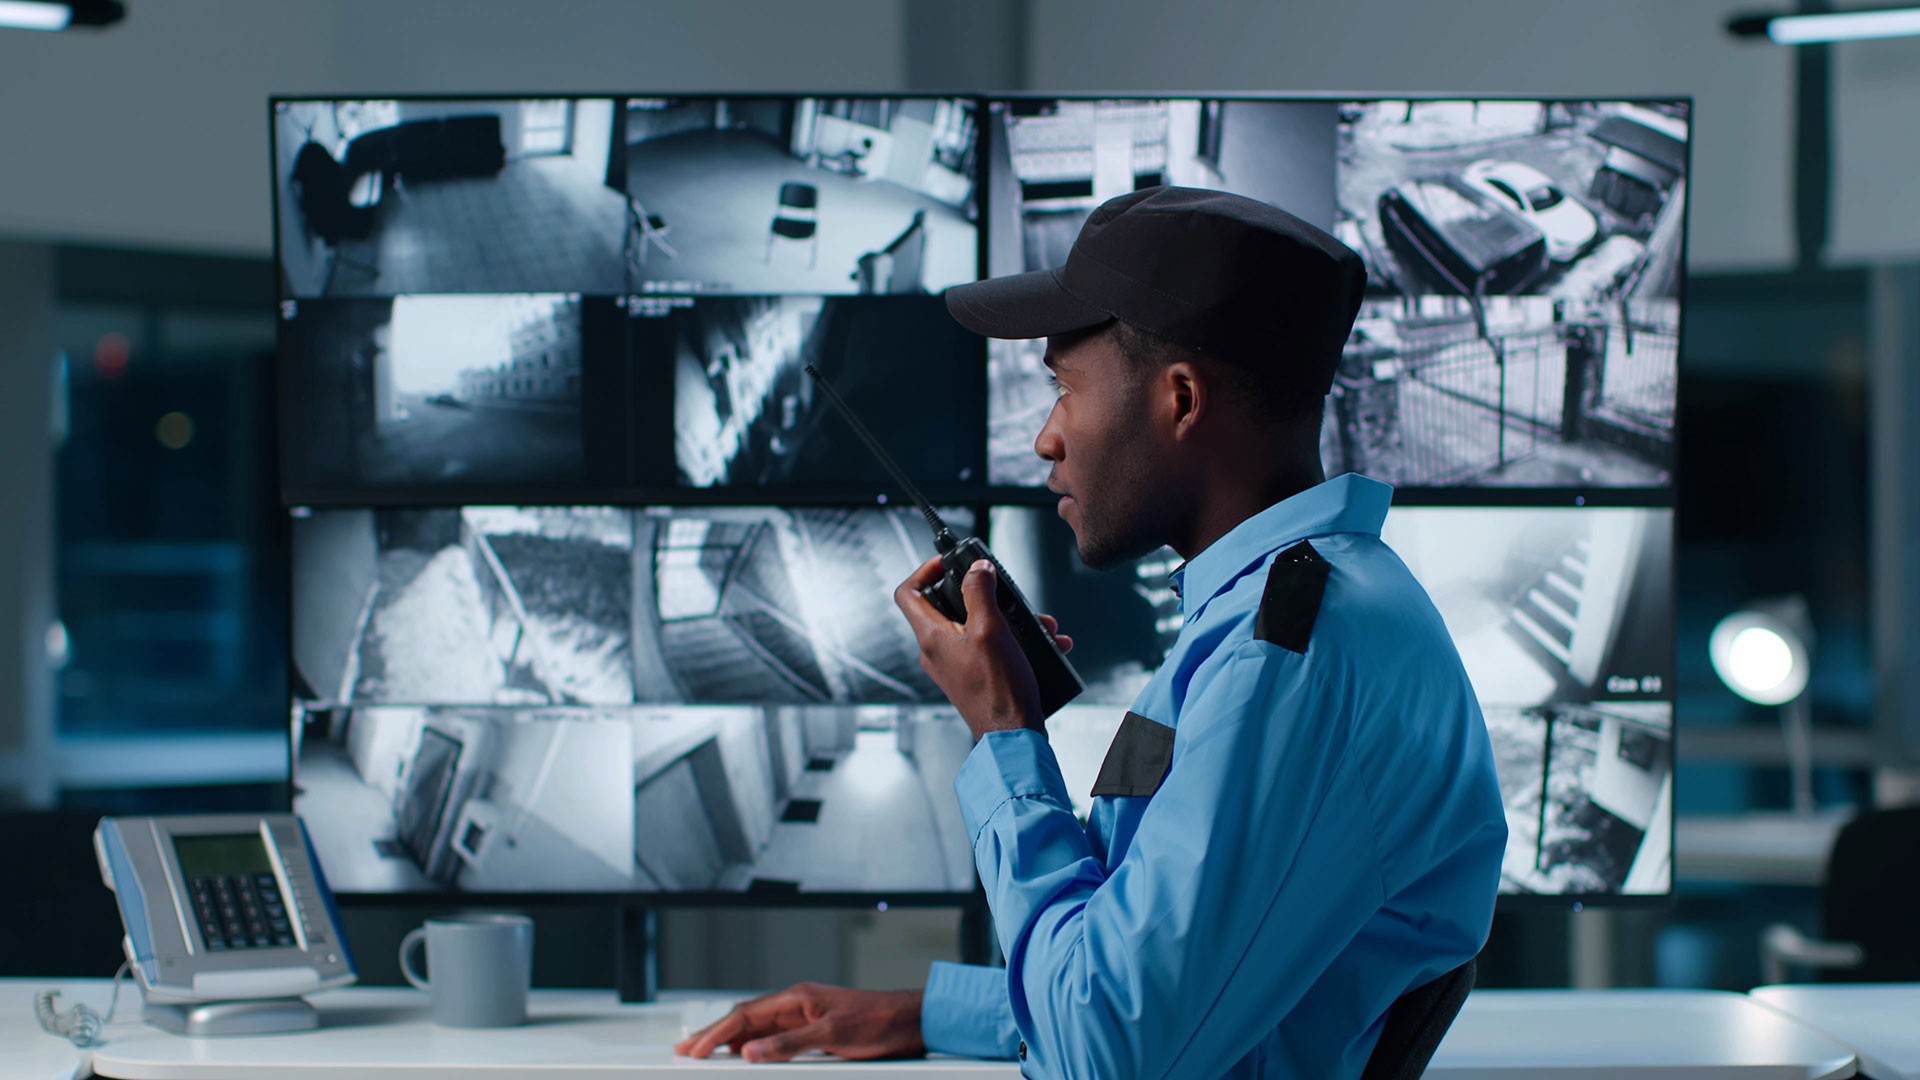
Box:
(674, 983), (925, 1063)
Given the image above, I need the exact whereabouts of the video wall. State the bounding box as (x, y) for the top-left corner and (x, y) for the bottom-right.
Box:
(275, 94), (1685, 899)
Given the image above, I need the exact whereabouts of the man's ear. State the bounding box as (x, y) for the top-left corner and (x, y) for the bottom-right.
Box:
(1163, 360), (1205, 440)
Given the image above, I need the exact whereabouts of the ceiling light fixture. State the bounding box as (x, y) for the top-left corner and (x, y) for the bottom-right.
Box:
(0, 0), (124, 31)
(1728, 5), (1920, 43)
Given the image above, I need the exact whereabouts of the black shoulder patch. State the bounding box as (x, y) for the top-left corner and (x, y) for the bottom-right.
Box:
(1253, 540), (1330, 654)
(1089, 712), (1175, 799)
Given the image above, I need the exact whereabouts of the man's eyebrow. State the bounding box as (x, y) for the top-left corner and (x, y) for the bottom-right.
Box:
(1042, 351), (1067, 373)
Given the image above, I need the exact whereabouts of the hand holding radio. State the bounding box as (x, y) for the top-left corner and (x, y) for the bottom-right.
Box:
(894, 555), (1074, 738)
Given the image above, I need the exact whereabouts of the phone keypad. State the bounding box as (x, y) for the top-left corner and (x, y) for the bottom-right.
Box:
(189, 873), (297, 951)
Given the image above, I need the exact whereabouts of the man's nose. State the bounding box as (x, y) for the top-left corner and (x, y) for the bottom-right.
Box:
(1034, 410), (1062, 463)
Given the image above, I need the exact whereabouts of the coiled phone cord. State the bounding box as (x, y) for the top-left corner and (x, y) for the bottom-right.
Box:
(35, 961), (131, 1047)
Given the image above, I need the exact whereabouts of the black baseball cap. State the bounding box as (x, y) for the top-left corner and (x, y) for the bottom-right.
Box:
(945, 186), (1366, 395)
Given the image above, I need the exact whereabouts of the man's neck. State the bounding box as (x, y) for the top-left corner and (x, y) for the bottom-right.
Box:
(1172, 464), (1326, 562)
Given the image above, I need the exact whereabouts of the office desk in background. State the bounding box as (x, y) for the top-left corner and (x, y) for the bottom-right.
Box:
(0, 980), (1863, 1079)
(1751, 984), (1920, 1080)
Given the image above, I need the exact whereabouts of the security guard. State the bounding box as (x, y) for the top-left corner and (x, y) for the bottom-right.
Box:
(677, 187), (1508, 1079)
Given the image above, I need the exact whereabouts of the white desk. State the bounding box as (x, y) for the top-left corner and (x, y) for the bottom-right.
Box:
(0, 980), (1862, 1080)
(42, 985), (1020, 1080)
(1430, 990), (1856, 1079)
(1751, 985), (1920, 1080)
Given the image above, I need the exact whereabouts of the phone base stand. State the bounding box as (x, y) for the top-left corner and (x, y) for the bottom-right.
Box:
(145, 996), (320, 1036)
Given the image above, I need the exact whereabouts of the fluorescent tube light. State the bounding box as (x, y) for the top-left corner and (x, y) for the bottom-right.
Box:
(1728, 5), (1920, 43)
(0, 1), (72, 30)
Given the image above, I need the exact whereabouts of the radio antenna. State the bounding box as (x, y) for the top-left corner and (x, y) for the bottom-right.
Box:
(803, 363), (957, 553)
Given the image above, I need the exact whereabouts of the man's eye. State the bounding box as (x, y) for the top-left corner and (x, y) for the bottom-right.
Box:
(1045, 374), (1064, 395)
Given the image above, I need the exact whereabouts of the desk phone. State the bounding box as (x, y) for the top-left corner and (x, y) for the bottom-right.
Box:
(94, 814), (356, 1034)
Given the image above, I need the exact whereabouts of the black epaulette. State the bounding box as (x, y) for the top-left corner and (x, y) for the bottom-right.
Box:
(1253, 540), (1330, 654)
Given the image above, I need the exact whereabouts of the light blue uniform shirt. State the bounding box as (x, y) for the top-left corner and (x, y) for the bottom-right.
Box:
(920, 474), (1507, 1079)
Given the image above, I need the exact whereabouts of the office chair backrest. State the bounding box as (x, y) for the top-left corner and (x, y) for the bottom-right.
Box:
(1823, 805), (1920, 981)
(777, 182), (819, 211)
(1359, 958), (1475, 1080)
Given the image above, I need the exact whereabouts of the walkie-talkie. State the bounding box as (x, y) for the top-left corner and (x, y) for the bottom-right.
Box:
(803, 363), (1085, 718)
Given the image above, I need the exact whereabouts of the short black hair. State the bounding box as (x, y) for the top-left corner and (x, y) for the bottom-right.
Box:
(1106, 319), (1326, 429)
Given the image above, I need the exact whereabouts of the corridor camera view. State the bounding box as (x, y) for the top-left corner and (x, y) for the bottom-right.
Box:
(1337, 100), (1688, 304)
(984, 98), (1337, 277)
(293, 703), (975, 894)
(988, 506), (1182, 705)
(1381, 506), (1675, 896)
(275, 98), (629, 298)
(652, 294), (984, 494)
(1322, 295), (1678, 488)
(621, 97), (979, 296)
(282, 295), (601, 492)
(292, 504), (975, 709)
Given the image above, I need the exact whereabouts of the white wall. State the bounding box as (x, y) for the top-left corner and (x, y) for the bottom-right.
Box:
(1025, 0), (1798, 271)
(0, 0), (906, 255)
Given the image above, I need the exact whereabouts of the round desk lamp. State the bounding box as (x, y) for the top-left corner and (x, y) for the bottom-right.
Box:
(1709, 596), (1816, 813)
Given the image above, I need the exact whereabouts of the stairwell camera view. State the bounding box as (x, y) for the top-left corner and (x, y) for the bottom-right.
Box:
(282, 294), (611, 492)
(293, 703), (975, 895)
(275, 99), (629, 298)
(622, 97), (979, 296)
(1381, 506), (1674, 895)
(292, 504), (974, 710)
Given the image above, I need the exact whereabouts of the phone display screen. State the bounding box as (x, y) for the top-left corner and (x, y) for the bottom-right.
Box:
(172, 833), (274, 879)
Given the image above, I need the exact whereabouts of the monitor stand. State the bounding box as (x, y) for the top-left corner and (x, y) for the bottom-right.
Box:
(615, 905), (659, 1004)
(611, 898), (994, 1004)
(144, 996), (319, 1036)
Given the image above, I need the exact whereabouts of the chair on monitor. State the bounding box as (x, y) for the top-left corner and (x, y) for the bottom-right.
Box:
(626, 196), (676, 268)
(766, 182), (820, 268)
(288, 141), (382, 288)
(1359, 958), (1476, 1080)
(1759, 805), (1920, 984)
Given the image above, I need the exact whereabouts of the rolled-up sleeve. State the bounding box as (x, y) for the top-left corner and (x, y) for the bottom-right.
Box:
(954, 641), (1387, 1080)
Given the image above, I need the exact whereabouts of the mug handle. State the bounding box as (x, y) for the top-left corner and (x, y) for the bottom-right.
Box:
(399, 927), (430, 990)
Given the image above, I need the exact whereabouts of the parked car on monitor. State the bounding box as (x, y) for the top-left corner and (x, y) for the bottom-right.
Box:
(426, 393), (466, 409)
(1460, 160), (1599, 263)
(1377, 175), (1549, 296)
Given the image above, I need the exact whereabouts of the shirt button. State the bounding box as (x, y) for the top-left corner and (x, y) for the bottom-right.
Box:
(1019, 1040), (1027, 1061)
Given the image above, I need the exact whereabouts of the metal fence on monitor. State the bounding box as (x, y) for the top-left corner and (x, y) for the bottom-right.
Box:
(1329, 309), (1673, 487)
(1597, 300), (1679, 438)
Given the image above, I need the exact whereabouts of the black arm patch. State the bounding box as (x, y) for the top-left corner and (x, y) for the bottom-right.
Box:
(1089, 712), (1175, 799)
(1253, 540), (1330, 654)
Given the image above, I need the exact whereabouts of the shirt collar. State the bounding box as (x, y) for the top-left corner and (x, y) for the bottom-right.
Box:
(1168, 474), (1394, 616)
